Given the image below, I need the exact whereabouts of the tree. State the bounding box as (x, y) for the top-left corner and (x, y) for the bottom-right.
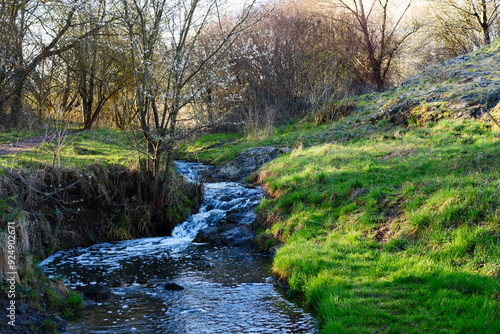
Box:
(410, 3), (478, 67)
(64, 0), (130, 130)
(0, 0), (106, 128)
(0, 0), (39, 126)
(433, 0), (500, 46)
(191, 1), (360, 129)
(331, 0), (418, 91)
(119, 0), (258, 205)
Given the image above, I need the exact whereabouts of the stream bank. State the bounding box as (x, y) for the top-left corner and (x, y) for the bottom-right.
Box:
(0, 163), (202, 333)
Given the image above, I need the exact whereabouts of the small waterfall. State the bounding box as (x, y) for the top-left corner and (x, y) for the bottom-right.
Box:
(38, 161), (318, 334)
(171, 161), (262, 241)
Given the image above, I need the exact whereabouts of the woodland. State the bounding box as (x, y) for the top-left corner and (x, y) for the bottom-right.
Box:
(2, 0), (500, 333)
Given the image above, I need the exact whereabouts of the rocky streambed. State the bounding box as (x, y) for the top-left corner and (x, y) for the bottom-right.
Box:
(39, 158), (317, 333)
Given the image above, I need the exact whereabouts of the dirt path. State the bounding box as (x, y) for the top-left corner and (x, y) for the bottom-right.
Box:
(0, 134), (60, 157)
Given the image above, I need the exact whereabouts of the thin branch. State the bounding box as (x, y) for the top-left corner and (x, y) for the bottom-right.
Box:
(484, 294), (500, 329)
(371, 323), (388, 334)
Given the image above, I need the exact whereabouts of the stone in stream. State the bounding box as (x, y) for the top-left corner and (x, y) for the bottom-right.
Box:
(193, 222), (256, 247)
(192, 227), (223, 246)
(226, 209), (256, 225)
(82, 284), (112, 301)
(219, 224), (254, 247)
(209, 146), (291, 182)
(164, 282), (185, 291)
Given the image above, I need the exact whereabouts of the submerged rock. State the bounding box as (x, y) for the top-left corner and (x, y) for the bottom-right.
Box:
(164, 282), (185, 291)
(83, 284), (111, 301)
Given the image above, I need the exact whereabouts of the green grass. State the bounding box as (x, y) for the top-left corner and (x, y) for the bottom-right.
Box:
(185, 114), (500, 333)
(0, 128), (48, 144)
(253, 118), (500, 333)
(0, 128), (139, 169)
(64, 290), (83, 315)
(177, 39), (500, 333)
(180, 116), (378, 165)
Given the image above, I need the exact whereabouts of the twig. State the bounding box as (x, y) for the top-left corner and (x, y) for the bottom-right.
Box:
(486, 110), (500, 129)
(485, 295), (500, 329)
(372, 323), (388, 334)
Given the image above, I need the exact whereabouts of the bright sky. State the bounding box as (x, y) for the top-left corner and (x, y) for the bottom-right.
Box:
(223, 0), (429, 20)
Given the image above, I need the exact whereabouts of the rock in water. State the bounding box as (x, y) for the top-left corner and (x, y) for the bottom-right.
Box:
(193, 227), (223, 246)
(212, 146), (291, 181)
(226, 210), (256, 225)
(220, 224), (254, 247)
(164, 282), (184, 291)
(82, 284), (112, 301)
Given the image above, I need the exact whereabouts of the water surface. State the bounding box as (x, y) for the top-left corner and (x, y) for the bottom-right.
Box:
(40, 162), (317, 333)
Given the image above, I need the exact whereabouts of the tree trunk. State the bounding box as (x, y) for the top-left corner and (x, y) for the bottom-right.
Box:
(483, 24), (491, 45)
(9, 81), (23, 127)
(482, 0), (490, 45)
(372, 60), (384, 92)
(206, 87), (213, 122)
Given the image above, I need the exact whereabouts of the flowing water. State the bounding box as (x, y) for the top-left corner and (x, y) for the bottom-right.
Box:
(40, 162), (317, 333)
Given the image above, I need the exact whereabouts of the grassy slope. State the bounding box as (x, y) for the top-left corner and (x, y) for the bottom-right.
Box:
(182, 42), (500, 333)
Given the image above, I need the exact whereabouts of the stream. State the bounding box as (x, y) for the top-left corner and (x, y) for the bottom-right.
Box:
(40, 161), (317, 333)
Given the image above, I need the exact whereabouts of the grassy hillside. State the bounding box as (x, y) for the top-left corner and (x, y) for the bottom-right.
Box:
(182, 41), (500, 333)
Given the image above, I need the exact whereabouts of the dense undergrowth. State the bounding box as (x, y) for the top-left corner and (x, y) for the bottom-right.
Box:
(181, 41), (500, 333)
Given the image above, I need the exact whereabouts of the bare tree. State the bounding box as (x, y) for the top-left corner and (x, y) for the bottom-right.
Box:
(63, 1), (131, 130)
(433, 0), (500, 46)
(330, 0), (418, 91)
(410, 3), (479, 67)
(0, 0), (107, 128)
(0, 0), (40, 126)
(119, 0), (258, 205)
(192, 1), (360, 129)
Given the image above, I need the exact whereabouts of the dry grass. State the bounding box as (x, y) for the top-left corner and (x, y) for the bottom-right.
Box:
(0, 163), (201, 260)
